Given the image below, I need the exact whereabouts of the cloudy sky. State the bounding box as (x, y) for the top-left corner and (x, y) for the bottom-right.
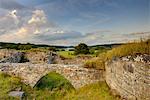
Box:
(0, 0), (149, 46)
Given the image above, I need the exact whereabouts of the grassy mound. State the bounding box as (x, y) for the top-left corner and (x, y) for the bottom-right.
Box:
(35, 72), (74, 91)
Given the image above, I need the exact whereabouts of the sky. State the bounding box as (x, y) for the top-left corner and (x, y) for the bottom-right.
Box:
(0, 0), (149, 46)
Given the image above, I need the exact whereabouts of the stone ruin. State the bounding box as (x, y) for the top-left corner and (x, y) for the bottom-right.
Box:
(0, 49), (103, 89)
(0, 49), (149, 100)
(105, 54), (150, 100)
(0, 49), (60, 64)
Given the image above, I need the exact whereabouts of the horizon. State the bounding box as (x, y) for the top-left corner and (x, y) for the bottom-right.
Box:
(0, 0), (149, 46)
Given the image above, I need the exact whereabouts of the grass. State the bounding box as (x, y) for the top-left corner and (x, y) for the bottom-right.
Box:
(84, 40), (150, 69)
(103, 40), (150, 60)
(64, 81), (119, 100)
(0, 72), (74, 100)
(0, 72), (119, 100)
(57, 51), (75, 58)
(0, 72), (31, 100)
(0, 72), (41, 99)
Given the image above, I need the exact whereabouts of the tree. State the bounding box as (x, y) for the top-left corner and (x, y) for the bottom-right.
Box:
(74, 43), (90, 55)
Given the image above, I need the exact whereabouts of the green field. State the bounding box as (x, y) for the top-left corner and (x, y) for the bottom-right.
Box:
(57, 51), (75, 58)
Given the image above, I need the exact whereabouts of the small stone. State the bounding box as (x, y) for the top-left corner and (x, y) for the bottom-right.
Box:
(122, 57), (129, 61)
(134, 56), (143, 62)
(8, 91), (25, 98)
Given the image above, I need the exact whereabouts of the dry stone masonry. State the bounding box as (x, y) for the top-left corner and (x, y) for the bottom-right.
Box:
(0, 49), (104, 88)
(105, 54), (150, 100)
(0, 52), (23, 63)
(0, 63), (103, 88)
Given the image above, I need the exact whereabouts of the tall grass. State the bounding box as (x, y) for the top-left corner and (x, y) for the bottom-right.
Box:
(64, 81), (119, 100)
(84, 39), (150, 69)
(103, 40), (150, 60)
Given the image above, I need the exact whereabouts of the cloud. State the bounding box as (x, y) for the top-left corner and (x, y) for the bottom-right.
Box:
(0, 9), (58, 42)
(0, 0), (26, 10)
(36, 30), (83, 41)
(0, 3), (149, 46)
(0, 27), (29, 42)
(0, 10), (20, 34)
(28, 10), (46, 24)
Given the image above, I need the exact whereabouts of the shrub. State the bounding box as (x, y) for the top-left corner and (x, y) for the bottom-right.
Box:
(84, 57), (105, 70)
(74, 43), (90, 55)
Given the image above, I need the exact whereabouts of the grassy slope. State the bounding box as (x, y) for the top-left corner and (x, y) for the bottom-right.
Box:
(84, 40), (150, 69)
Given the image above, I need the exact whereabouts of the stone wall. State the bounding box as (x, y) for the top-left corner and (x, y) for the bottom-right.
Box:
(25, 51), (59, 64)
(0, 52), (23, 63)
(105, 55), (150, 100)
(0, 49), (59, 64)
(0, 49), (18, 60)
(0, 63), (104, 88)
(57, 55), (93, 65)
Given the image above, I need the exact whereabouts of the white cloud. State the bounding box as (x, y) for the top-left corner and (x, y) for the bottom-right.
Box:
(28, 10), (46, 24)
(0, 9), (58, 42)
(9, 10), (19, 24)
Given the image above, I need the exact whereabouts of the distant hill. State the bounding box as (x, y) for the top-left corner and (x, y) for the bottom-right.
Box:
(0, 42), (123, 50)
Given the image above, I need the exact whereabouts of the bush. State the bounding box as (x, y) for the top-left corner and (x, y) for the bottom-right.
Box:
(74, 43), (90, 55)
(84, 58), (105, 70)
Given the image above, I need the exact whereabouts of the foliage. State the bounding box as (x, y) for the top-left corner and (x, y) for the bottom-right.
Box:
(74, 43), (90, 55)
(17, 44), (33, 50)
(64, 82), (119, 100)
(89, 46), (110, 56)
